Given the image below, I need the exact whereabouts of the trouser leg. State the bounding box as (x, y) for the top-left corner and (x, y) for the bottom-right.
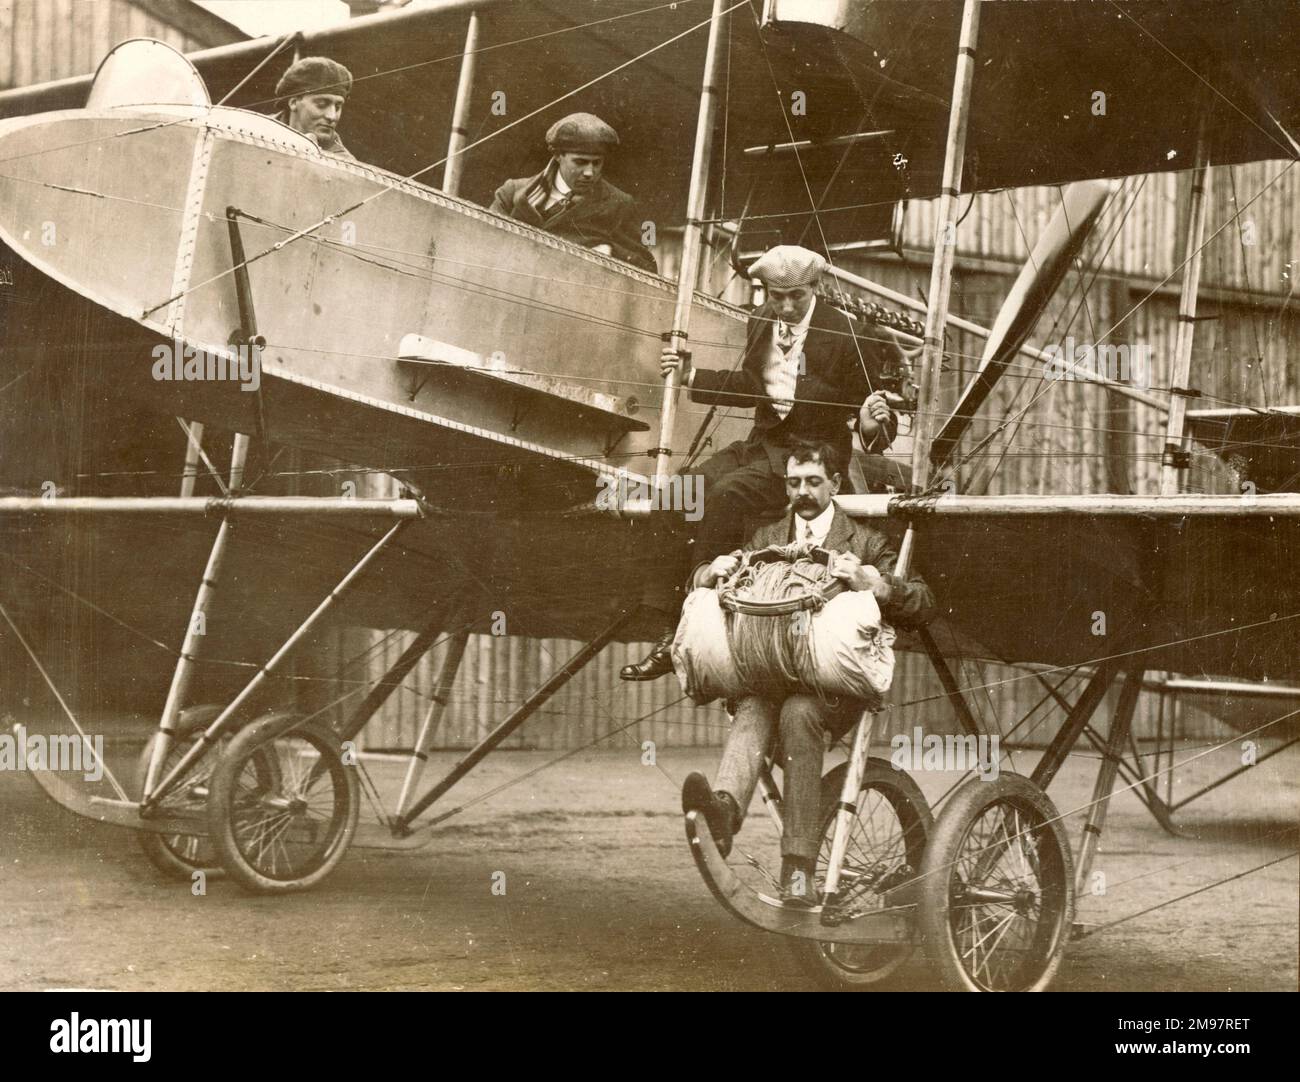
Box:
(695, 443), (789, 560)
(778, 695), (852, 861)
(714, 696), (778, 825)
(636, 441), (760, 619)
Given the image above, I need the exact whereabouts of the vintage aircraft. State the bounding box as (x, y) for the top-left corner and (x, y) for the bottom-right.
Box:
(1, 0), (1297, 992)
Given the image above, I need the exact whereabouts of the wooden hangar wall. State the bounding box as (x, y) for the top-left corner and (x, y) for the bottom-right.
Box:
(0, 0), (246, 89)
(307, 158), (1300, 753)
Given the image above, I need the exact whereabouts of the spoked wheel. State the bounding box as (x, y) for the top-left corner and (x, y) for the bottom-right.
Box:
(135, 705), (233, 880)
(207, 713), (359, 894)
(917, 774), (1075, 991)
(786, 758), (933, 990)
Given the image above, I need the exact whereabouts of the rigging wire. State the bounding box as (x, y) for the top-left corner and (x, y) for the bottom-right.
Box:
(142, 1), (754, 320)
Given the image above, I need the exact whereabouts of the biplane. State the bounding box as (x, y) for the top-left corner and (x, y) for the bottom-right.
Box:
(1, 0), (1297, 992)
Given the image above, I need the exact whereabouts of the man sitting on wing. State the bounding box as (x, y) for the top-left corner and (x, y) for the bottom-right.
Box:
(681, 440), (936, 906)
(620, 243), (904, 681)
(274, 56), (356, 160)
(489, 113), (657, 272)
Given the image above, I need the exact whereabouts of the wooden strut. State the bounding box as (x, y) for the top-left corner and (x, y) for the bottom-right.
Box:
(909, 0), (981, 496)
(140, 519), (413, 812)
(143, 428), (252, 798)
(225, 207), (271, 470)
(1073, 661), (1146, 895)
(440, 12), (480, 197)
(334, 606), (470, 745)
(1030, 654), (1124, 790)
(1160, 127), (1212, 496)
(655, 0), (728, 483)
(394, 620), (474, 818)
(1033, 666), (1178, 835)
(809, 0), (983, 925)
(918, 627), (984, 737)
(393, 609), (634, 832)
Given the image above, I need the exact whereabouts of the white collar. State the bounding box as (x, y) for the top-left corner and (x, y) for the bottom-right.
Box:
(552, 166), (572, 197)
(795, 500), (836, 545)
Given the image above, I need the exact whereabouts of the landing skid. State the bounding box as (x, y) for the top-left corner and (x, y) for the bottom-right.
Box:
(684, 811), (912, 946)
(19, 724), (436, 851)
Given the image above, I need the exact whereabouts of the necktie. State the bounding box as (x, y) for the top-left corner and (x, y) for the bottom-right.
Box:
(770, 322), (798, 420)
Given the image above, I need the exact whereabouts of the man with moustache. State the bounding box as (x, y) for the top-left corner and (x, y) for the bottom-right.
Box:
(680, 440), (935, 906)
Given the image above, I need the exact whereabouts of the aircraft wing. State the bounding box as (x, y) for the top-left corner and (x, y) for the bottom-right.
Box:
(838, 493), (1300, 683)
(4, 1), (1296, 248)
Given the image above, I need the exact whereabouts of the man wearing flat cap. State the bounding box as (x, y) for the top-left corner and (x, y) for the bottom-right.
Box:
(489, 113), (657, 272)
(621, 244), (905, 681)
(274, 56), (355, 160)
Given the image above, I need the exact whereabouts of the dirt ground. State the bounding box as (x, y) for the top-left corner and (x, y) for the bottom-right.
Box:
(1, 733), (1296, 991)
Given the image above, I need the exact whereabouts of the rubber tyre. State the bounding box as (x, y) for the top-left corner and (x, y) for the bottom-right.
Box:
(135, 705), (227, 880)
(917, 774), (1074, 992)
(207, 714), (359, 895)
(786, 758), (933, 990)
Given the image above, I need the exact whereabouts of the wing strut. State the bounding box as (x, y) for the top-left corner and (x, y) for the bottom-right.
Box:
(440, 11), (481, 197)
(908, 0), (981, 499)
(1160, 127), (1212, 495)
(654, 0), (730, 482)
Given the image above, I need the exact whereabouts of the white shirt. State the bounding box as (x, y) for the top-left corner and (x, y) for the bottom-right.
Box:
(764, 296), (815, 420)
(794, 501), (835, 546)
(542, 167), (572, 211)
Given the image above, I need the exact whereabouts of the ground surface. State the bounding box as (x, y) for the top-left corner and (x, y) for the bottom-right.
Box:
(1, 734), (1296, 991)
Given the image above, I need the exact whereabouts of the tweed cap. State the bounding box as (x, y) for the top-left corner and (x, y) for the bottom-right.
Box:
(748, 245), (827, 288)
(275, 56), (353, 102)
(546, 112), (619, 154)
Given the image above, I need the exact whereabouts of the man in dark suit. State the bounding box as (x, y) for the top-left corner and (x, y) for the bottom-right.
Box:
(488, 113), (657, 272)
(620, 244), (904, 680)
(680, 440), (936, 905)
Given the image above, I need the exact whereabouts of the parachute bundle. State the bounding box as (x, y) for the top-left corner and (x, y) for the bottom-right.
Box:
(671, 544), (896, 708)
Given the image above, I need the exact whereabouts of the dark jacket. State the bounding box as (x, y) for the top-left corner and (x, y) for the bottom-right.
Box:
(745, 506), (936, 631)
(688, 299), (898, 465)
(488, 173), (657, 272)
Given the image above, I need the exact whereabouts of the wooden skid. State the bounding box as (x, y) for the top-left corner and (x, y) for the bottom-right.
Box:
(684, 811), (912, 945)
(21, 735), (432, 851)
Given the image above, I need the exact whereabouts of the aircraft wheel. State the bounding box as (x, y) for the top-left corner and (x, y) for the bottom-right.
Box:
(786, 758), (933, 990)
(917, 774), (1074, 991)
(208, 713), (359, 894)
(136, 705), (229, 881)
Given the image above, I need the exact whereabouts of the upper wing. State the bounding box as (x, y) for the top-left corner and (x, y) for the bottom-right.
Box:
(6, 0), (1295, 249)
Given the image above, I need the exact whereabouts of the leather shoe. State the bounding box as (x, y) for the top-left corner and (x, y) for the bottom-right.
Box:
(780, 856), (820, 908)
(681, 771), (737, 859)
(620, 629), (675, 681)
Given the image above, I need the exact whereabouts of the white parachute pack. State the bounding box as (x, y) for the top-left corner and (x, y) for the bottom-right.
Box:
(670, 544), (896, 708)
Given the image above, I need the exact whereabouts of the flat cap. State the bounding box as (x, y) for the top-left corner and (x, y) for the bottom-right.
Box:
(276, 56), (353, 102)
(546, 112), (619, 154)
(748, 245), (827, 288)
